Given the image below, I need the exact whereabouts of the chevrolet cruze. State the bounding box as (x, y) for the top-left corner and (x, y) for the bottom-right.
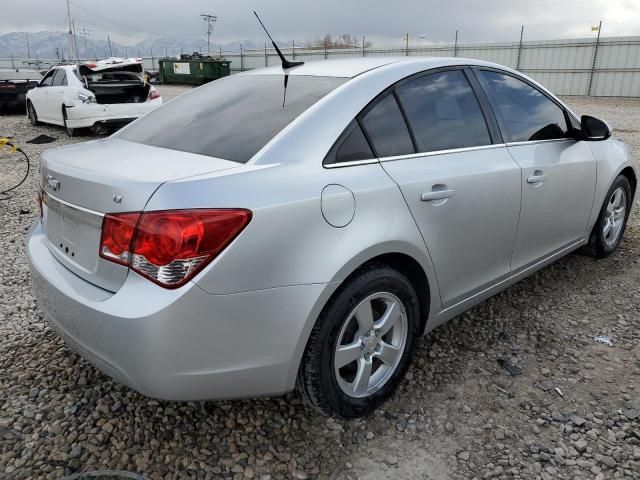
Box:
(27, 57), (636, 418)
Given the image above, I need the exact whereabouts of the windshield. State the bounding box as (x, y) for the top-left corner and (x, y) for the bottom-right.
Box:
(119, 74), (346, 163)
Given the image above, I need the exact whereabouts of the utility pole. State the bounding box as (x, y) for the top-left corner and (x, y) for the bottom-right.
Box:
(79, 27), (91, 60)
(516, 25), (524, 70)
(453, 30), (459, 57)
(587, 20), (603, 96)
(201, 14), (218, 55)
(26, 33), (31, 59)
(65, 0), (77, 60)
(107, 35), (113, 57)
(72, 20), (80, 61)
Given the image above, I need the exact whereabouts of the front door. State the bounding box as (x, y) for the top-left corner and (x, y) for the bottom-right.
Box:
(474, 69), (597, 270)
(359, 69), (522, 307)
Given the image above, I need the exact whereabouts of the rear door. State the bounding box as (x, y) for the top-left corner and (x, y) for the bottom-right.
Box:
(473, 68), (596, 271)
(47, 68), (67, 123)
(377, 68), (522, 307)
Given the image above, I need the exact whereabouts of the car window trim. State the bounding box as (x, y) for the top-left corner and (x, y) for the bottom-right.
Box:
(470, 66), (573, 144)
(379, 142), (508, 163)
(323, 65), (505, 168)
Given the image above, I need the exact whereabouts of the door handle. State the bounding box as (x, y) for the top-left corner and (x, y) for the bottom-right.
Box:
(421, 188), (455, 202)
(527, 170), (548, 184)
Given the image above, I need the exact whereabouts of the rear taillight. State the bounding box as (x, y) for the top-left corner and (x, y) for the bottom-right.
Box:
(0, 84), (16, 89)
(99, 209), (251, 288)
(148, 89), (161, 100)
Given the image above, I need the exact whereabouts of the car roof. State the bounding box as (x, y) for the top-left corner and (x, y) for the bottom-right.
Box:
(240, 56), (507, 78)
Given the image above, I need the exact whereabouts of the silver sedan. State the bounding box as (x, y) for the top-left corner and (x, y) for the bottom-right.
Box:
(27, 57), (637, 418)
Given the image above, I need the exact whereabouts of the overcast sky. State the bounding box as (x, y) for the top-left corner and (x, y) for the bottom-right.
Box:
(2, 0), (640, 47)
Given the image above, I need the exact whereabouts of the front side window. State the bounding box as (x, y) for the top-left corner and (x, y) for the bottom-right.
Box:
(477, 70), (569, 142)
(396, 70), (492, 153)
(119, 75), (346, 163)
(360, 93), (414, 158)
(40, 70), (55, 87)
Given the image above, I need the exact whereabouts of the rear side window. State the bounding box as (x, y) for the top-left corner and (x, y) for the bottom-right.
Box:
(325, 120), (374, 165)
(52, 70), (67, 86)
(360, 94), (414, 158)
(396, 70), (491, 152)
(119, 75), (346, 163)
(477, 70), (569, 142)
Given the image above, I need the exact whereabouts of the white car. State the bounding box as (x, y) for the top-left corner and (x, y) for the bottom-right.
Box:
(26, 59), (162, 136)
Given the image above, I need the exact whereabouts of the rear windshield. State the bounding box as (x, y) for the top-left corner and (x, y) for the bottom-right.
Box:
(119, 74), (346, 163)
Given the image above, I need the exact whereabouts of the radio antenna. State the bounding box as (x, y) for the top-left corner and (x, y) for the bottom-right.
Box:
(253, 11), (303, 70)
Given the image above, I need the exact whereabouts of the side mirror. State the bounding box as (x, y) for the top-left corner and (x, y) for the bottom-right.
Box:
(580, 115), (611, 141)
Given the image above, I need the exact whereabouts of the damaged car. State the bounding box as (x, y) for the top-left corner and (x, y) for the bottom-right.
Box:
(26, 58), (161, 136)
(0, 69), (42, 112)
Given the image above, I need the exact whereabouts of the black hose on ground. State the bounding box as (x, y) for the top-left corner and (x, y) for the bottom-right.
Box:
(0, 138), (30, 198)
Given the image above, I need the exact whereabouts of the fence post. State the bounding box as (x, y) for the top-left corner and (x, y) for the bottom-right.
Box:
(292, 40), (295, 59)
(264, 42), (268, 67)
(587, 20), (602, 96)
(324, 40), (328, 59)
(405, 33), (409, 56)
(240, 44), (244, 71)
(516, 25), (524, 70)
(362, 36), (365, 57)
(454, 30), (459, 57)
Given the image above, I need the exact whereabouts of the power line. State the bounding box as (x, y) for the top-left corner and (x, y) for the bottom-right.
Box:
(70, 1), (198, 37)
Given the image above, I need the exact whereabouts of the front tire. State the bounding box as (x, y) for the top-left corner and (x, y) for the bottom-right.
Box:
(62, 106), (76, 137)
(27, 101), (40, 126)
(297, 264), (421, 418)
(583, 174), (632, 258)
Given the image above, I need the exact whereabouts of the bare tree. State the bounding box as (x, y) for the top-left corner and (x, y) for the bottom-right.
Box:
(305, 34), (371, 49)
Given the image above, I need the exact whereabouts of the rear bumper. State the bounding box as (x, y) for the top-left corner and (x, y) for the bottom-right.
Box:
(64, 98), (162, 128)
(26, 220), (326, 400)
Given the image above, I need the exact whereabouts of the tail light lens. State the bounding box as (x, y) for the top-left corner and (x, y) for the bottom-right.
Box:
(99, 209), (251, 288)
(148, 89), (161, 101)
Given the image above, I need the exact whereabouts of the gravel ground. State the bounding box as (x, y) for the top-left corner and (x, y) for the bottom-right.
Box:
(1, 92), (639, 480)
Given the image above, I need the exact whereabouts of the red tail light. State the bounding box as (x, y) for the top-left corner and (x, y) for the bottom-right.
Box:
(99, 209), (251, 288)
(148, 89), (161, 100)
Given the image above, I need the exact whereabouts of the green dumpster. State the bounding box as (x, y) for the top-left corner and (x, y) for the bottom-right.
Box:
(159, 59), (231, 85)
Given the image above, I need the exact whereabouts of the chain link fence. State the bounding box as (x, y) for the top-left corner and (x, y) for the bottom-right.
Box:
(3, 35), (640, 96)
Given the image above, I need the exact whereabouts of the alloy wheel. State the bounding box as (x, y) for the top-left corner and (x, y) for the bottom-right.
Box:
(334, 292), (408, 398)
(603, 187), (626, 247)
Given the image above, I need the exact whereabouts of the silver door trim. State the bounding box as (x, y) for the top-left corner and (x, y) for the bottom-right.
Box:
(379, 143), (507, 163)
(323, 158), (379, 169)
(42, 190), (104, 228)
(506, 138), (575, 147)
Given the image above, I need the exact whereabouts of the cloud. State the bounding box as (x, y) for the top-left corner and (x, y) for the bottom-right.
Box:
(1, 0), (639, 47)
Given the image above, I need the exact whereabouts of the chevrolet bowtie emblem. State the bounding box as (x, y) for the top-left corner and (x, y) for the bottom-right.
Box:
(46, 174), (60, 192)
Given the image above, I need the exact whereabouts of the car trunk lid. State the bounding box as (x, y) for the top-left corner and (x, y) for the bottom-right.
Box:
(40, 138), (240, 291)
(78, 59), (150, 104)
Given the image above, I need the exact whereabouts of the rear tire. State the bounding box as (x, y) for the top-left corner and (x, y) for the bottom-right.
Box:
(297, 264), (421, 418)
(27, 101), (40, 126)
(583, 174), (632, 258)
